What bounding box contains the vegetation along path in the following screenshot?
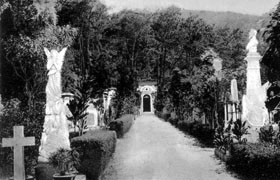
[102,113,239,180]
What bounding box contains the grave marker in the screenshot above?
[2,126,35,180]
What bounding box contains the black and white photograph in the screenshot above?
[0,0,280,179]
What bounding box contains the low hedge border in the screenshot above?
[214,148,231,162]
[109,114,134,138]
[168,117,179,126]
[154,111,162,118]
[155,111,170,121]
[71,129,117,180]
[228,142,280,178]
[162,113,171,121]
[155,112,214,147]
[177,121,215,147]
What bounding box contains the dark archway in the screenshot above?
[143,94,151,112]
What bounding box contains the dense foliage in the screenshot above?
[262,2,280,82]
[228,143,280,178]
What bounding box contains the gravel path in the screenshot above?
[102,113,240,180]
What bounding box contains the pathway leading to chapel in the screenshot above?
[102,113,240,180]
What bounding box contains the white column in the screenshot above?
[140,94,144,114]
[245,52,262,99]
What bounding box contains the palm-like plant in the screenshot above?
[67,79,92,136]
[214,126,232,152]
[67,94,89,135]
[231,119,249,144]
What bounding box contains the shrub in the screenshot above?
[214,126,232,152]
[48,148,80,176]
[155,111,170,121]
[109,114,134,138]
[258,124,280,146]
[231,119,249,143]
[214,119,248,152]
[71,129,117,180]
[155,111,162,118]
[259,125,275,143]
[228,142,280,178]
[119,95,138,116]
[178,121,215,147]
[162,113,171,121]
[168,117,179,126]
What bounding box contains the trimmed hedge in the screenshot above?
[156,111,214,147]
[228,142,280,178]
[71,129,117,180]
[162,113,171,121]
[109,114,134,138]
[69,131,80,139]
[168,117,179,126]
[155,111,170,121]
[177,121,215,147]
[214,148,231,162]
[154,111,162,118]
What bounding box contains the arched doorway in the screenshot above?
[143,94,151,112]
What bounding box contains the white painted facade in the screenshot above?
[138,85,157,114]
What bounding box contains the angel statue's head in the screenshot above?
[44,47,67,74]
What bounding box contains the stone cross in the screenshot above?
[2,126,35,180]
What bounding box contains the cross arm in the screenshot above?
[2,137,35,147]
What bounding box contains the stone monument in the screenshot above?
[242,29,270,142]
[225,79,239,128]
[38,47,71,162]
[86,99,99,129]
[102,88,116,125]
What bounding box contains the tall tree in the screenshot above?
[262,2,280,82]
[213,27,247,95]
[151,6,182,89]
[1,0,77,106]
